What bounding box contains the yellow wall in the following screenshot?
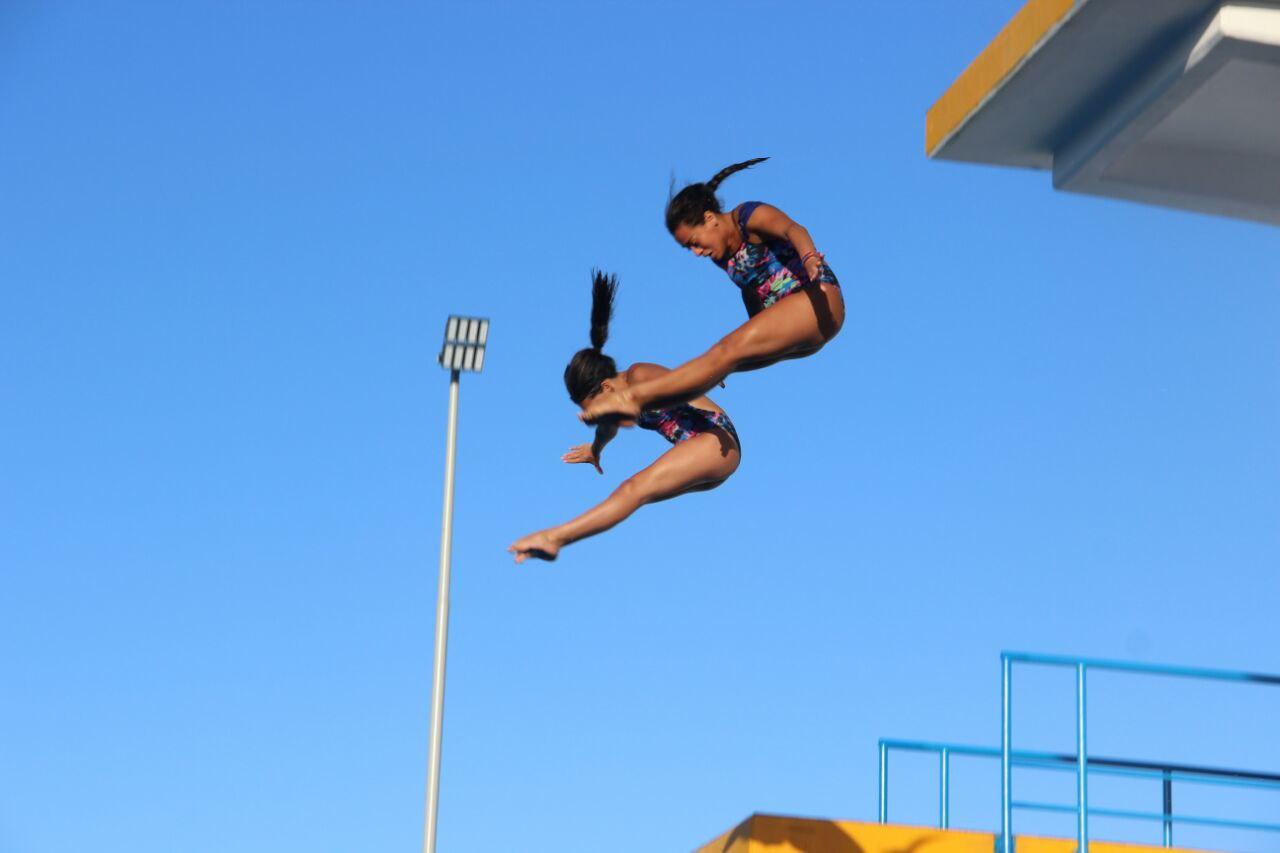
[695,815,1214,853]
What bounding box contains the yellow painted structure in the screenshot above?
[925,0,1076,157]
[694,815,1215,853]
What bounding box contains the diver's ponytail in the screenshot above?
[706,157,768,192]
[665,156,769,232]
[564,270,620,404]
[589,269,617,352]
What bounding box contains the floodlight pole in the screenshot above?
[423,368,460,853]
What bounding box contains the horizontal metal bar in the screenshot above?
[879,739,1011,758]
[1089,755,1280,784]
[1002,651,1280,685]
[1012,800,1091,815]
[1086,763,1280,792]
[879,740,1280,786]
[1012,801,1280,834]
[1096,806,1280,833]
[1013,756,1280,792]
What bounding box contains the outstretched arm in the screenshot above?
[591,423,618,461]
[562,423,618,474]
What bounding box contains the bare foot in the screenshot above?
[508,531,562,564]
[579,389,641,425]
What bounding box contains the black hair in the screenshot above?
[563,270,620,404]
[664,157,768,233]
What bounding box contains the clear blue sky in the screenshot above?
[3,2,1279,852]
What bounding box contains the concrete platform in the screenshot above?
[927,0,1280,225]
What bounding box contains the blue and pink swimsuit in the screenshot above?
[637,404,740,449]
[716,201,840,315]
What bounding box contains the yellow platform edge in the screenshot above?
[694,814,1217,853]
[925,0,1078,158]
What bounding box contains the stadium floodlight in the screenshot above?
[437,315,489,373]
[424,314,489,853]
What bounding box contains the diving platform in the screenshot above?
[695,815,1210,853]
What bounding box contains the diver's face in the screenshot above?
[672,211,731,262]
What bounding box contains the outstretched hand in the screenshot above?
[562,443,602,474]
[508,531,561,564]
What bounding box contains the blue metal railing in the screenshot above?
[876,652,1280,852]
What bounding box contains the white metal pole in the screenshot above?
[423,369,460,853]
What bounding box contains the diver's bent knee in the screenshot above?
[619,473,661,505]
[821,288,846,341]
[616,476,643,500]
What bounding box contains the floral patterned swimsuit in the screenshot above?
[637,404,740,449]
[716,201,840,315]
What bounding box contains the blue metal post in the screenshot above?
[1162,771,1173,847]
[1002,655,1013,853]
[1076,663,1089,853]
[940,747,951,829]
[879,741,888,823]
